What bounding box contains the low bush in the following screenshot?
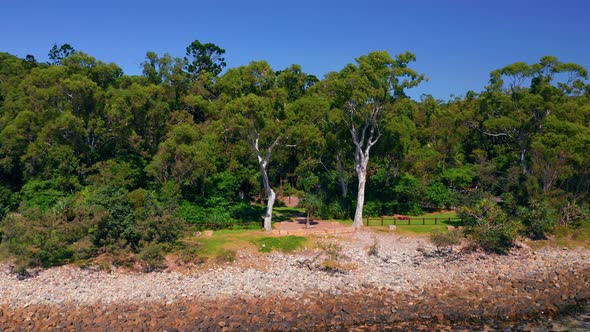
[516,200,556,239]
[458,198,520,254]
[138,243,170,272]
[430,229,463,252]
[177,200,235,226]
[363,201,382,217]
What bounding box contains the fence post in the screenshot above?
[423,217,425,225]
[408,218,411,225]
[366,216,370,226]
[435,217,437,225]
[381,216,384,226]
[394,218,397,226]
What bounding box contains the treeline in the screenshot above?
[0,41,589,266]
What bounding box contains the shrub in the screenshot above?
[84,185,138,248]
[458,198,520,254]
[18,179,65,216]
[558,202,587,228]
[363,201,382,217]
[229,203,264,222]
[137,214,183,244]
[216,249,236,263]
[426,182,451,210]
[430,229,463,252]
[321,199,350,220]
[138,243,170,272]
[178,200,235,227]
[516,200,556,239]
[394,174,425,215]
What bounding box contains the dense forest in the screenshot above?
[0,41,589,268]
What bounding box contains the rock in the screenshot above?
[388,225,397,231]
[203,230,214,237]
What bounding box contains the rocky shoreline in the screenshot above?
[1,231,589,330]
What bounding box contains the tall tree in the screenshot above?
[217,61,294,231]
[479,56,588,176]
[323,51,425,228]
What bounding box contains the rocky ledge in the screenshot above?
[1,231,589,330]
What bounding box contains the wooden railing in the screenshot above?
[365,216,462,226]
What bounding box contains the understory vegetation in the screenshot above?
[0,41,589,268]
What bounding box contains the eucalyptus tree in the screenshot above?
[321,51,425,228]
[480,56,588,176]
[216,61,286,232]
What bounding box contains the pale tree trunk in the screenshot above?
[350,103,382,229]
[251,133,280,232]
[353,161,368,228]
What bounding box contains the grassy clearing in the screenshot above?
[255,236,307,253]
[190,229,267,258]
[179,227,309,262]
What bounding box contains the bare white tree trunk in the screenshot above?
[350,103,382,229]
[251,134,280,232]
[352,160,368,228]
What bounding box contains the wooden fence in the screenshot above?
[191,221,263,231]
[365,216,462,227]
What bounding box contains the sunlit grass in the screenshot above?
[190,229,268,258]
[255,236,307,253]
[528,220,590,249]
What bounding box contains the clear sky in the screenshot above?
[1,0,589,100]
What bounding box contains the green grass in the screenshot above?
[255,236,307,253]
[192,229,268,258]
[529,220,590,249]
[391,224,451,234]
[181,227,308,261]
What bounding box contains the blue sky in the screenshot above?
[2,0,589,100]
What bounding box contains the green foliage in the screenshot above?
[426,182,452,210]
[138,243,170,272]
[84,185,138,248]
[18,179,65,215]
[459,199,521,254]
[177,200,252,228]
[516,200,556,239]
[255,236,306,253]
[299,192,323,221]
[0,47,589,269]
[363,201,382,217]
[393,174,425,215]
